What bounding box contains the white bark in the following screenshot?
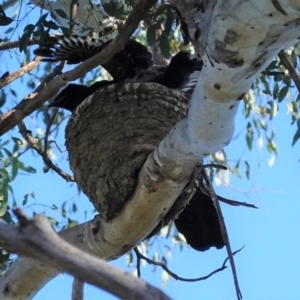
[1,0,300,299]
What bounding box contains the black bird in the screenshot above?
[48,80,116,112]
[174,190,224,251]
[34,35,202,112]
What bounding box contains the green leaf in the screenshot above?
[272,82,279,100]
[72,203,77,213]
[11,158,19,180]
[232,167,242,178]
[35,13,49,26]
[68,218,78,227]
[147,26,157,45]
[0,5,13,26]
[245,161,250,180]
[22,194,29,206]
[22,191,35,206]
[246,135,252,151]
[164,7,173,36]
[0,15,13,26]
[269,100,277,119]
[0,90,6,107]
[52,204,58,210]
[159,34,171,59]
[154,4,170,19]
[2,147,12,157]
[43,19,59,30]
[47,217,58,227]
[292,119,300,146]
[60,26,73,36]
[55,9,69,19]
[62,201,67,217]
[0,187,8,217]
[1,210,13,224]
[278,86,289,102]
[12,137,23,146]
[18,162,36,174]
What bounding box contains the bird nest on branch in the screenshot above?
[66,82,188,221]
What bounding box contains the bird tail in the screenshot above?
[34,35,153,80]
[34,35,108,64]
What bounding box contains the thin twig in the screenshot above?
[0,34,64,51]
[36,61,66,93]
[202,163,228,170]
[0,56,42,90]
[0,37,39,51]
[218,195,258,209]
[261,71,285,76]
[134,246,244,282]
[278,50,300,93]
[44,108,59,153]
[18,121,75,182]
[201,167,243,300]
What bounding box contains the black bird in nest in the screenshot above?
[35,35,223,252]
[34,35,202,112]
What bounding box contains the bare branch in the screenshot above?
[0,209,171,300]
[72,278,84,300]
[201,169,243,300]
[0,38,39,51]
[44,108,59,155]
[278,50,300,93]
[18,121,75,182]
[218,195,258,209]
[134,246,244,282]
[202,163,228,170]
[0,56,42,90]
[0,0,158,137]
[0,34,65,52]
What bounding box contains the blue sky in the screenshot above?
[1,3,300,300]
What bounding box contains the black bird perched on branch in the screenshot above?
[34,35,202,112]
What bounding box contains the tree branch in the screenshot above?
[0,38,39,51]
[72,278,84,300]
[0,56,42,90]
[0,209,171,300]
[18,121,75,182]
[218,195,258,209]
[278,50,300,94]
[201,169,242,300]
[134,246,244,282]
